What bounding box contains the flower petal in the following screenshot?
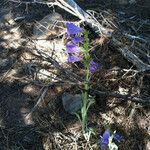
[102,130,110,140]
[100,130,110,148]
[113,133,122,142]
[72,36,84,44]
[89,59,100,73]
[66,44,81,53]
[66,23,83,36]
[100,138,109,148]
[68,55,82,63]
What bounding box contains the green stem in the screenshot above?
[82,70,90,132]
[81,31,91,133]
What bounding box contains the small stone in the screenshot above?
[62,93,82,114]
[33,12,64,39]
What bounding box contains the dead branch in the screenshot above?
[9,0,150,72]
[56,0,113,37]
[112,38,150,72]
[9,0,149,104]
[25,86,48,119]
[9,0,113,37]
[25,47,84,83]
[92,89,150,104]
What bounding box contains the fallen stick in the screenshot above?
[57,0,113,37]
[10,0,150,72]
[9,0,113,37]
[112,38,150,72]
[58,0,150,72]
[91,89,150,104]
[25,86,48,119]
[25,46,84,83]
[23,46,149,104]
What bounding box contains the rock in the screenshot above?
[62,93,82,114]
[33,12,64,39]
[34,39,67,64]
[33,12,67,65]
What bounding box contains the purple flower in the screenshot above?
[68,55,82,63]
[114,133,122,142]
[66,23,83,36]
[72,36,84,44]
[100,130,123,148]
[89,59,100,73]
[66,44,81,53]
[100,130,110,148]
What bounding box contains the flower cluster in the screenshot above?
[100,130,122,148]
[66,23,99,73]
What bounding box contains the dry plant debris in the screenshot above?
[0,0,149,149]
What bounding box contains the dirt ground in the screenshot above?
[0,0,150,150]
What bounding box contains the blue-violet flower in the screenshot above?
[100,130,110,148]
[100,131,122,148]
[113,133,122,142]
[66,23,83,36]
[66,43,81,53]
[68,55,82,63]
[89,59,100,73]
[72,36,84,44]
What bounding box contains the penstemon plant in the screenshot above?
[65,23,99,141]
[100,129,122,150]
